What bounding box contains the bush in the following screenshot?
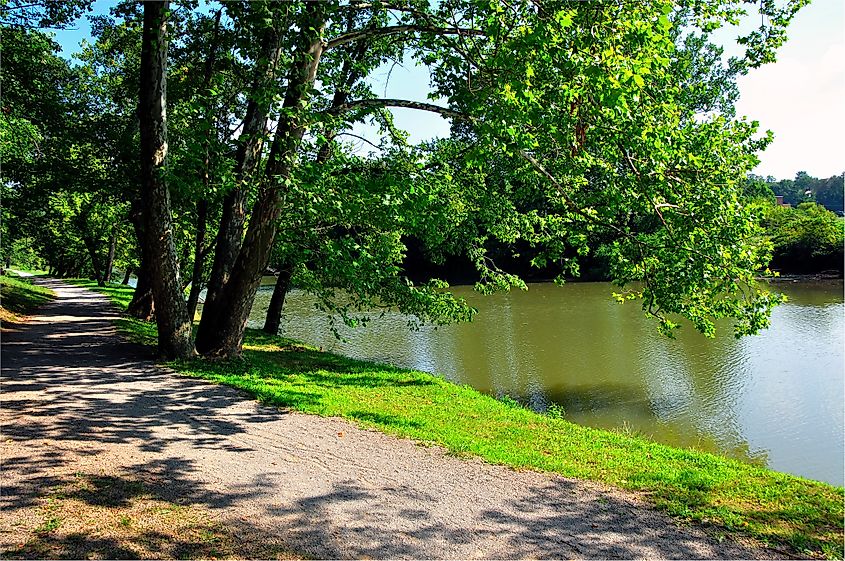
[763,203,844,273]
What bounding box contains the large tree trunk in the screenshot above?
[196,7,325,357]
[262,264,293,335]
[103,227,117,283]
[186,10,222,323]
[129,265,155,320]
[122,267,132,285]
[81,233,105,286]
[139,0,193,359]
[203,189,245,311]
[316,14,369,164]
[195,20,286,353]
[200,25,283,327]
[257,31,363,338]
[77,208,105,286]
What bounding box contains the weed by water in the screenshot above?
[546,403,566,419]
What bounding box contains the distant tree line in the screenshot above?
[740,173,844,275]
[744,172,845,214]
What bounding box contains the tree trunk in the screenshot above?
[104,227,117,283]
[128,199,155,320]
[316,14,369,164]
[139,0,193,359]
[200,24,284,328]
[186,199,208,321]
[203,189,245,310]
[196,6,325,357]
[262,265,293,335]
[186,10,222,323]
[122,267,132,285]
[81,233,105,286]
[77,207,105,285]
[129,264,155,320]
[195,21,287,353]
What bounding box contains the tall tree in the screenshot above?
[138,0,192,359]
[196,3,326,356]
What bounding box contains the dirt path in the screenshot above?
[1,279,782,559]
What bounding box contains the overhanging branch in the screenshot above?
[325,24,485,50]
[331,98,468,120]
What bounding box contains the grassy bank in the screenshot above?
[70,279,845,559]
[0,275,55,323]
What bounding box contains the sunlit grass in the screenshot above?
[0,274,55,322]
[73,280,845,559]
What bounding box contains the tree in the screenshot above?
[761,202,845,273]
[137,0,193,359]
[4,0,810,358]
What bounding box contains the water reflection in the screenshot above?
[245,279,843,486]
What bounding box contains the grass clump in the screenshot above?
[0,275,54,323]
[76,281,845,559]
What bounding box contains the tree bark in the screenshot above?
[81,233,105,286]
[259,26,362,337]
[186,9,223,323]
[195,21,286,353]
[139,0,193,359]
[262,265,293,335]
[186,199,208,321]
[317,13,370,163]
[127,199,155,320]
[129,265,155,320]
[122,267,132,285]
[104,227,117,283]
[196,6,325,357]
[76,207,105,286]
[201,24,284,325]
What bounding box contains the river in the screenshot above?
[243,279,844,486]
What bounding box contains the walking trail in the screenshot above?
[1,279,781,559]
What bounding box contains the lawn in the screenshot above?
[0,274,55,323]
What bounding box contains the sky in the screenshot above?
[51,0,844,181]
[728,0,844,180]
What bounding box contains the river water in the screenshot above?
[245,279,844,486]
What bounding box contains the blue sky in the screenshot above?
[51,0,843,180]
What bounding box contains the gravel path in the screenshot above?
[1,279,783,559]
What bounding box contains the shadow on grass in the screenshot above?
[346,410,424,430]
[70,475,147,508]
[65,279,136,310]
[176,346,434,414]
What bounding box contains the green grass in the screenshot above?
[0,274,55,322]
[7,266,49,275]
[72,279,845,559]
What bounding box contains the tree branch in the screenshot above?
[325,25,485,50]
[331,98,467,120]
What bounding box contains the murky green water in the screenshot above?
[247,279,844,486]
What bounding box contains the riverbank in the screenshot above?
[67,279,844,559]
[6,278,783,560]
